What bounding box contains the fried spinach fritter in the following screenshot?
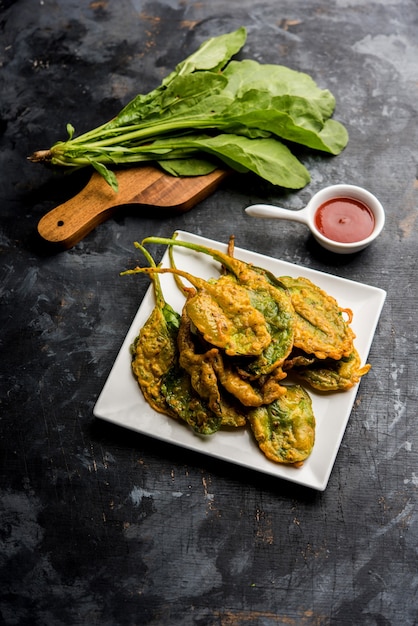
[248,385,315,465]
[279,275,355,360]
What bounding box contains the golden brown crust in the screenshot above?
[248,385,315,465]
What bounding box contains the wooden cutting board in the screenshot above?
[37,165,228,249]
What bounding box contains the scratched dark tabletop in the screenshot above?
[1,1,417,625]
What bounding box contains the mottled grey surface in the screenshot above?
[1,1,418,625]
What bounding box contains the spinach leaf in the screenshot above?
[29,27,348,191]
[105,73,229,133]
[150,133,311,188]
[93,132,310,188]
[158,157,218,177]
[217,90,348,154]
[222,60,336,120]
[165,26,247,77]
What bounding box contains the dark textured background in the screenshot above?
[1,1,417,624]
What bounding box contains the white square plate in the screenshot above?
[94,231,386,491]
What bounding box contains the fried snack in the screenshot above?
[239,272,295,376]
[279,275,355,360]
[166,234,295,377]
[185,273,272,357]
[283,349,316,370]
[163,309,247,432]
[248,385,315,465]
[128,246,180,417]
[134,267,272,357]
[213,355,287,407]
[176,307,248,427]
[289,347,371,391]
[142,236,296,375]
[123,236,371,467]
[161,365,223,435]
[217,395,247,428]
[177,306,222,416]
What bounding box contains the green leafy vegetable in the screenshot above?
[128,243,181,416]
[29,27,348,190]
[141,235,295,375]
[161,364,223,435]
[248,384,315,464]
[123,264,272,357]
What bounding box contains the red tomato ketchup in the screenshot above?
[314,197,375,243]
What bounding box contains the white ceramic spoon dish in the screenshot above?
[245,184,385,254]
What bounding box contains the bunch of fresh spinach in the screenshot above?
[29,27,348,191]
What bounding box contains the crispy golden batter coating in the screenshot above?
[214,355,287,407]
[161,365,223,435]
[279,275,355,360]
[291,347,371,391]
[248,385,315,465]
[127,236,372,467]
[185,273,272,357]
[177,306,222,416]
[218,397,247,428]
[177,307,247,428]
[242,272,295,376]
[131,291,180,417]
